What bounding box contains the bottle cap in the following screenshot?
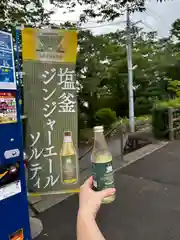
[93,126,104,132]
[64,131,72,136]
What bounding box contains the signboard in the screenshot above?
[0,31,16,90]
[0,180,21,202]
[22,28,79,194]
[9,229,24,240]
[0,92,17,124]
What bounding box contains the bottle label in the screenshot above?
[64,136,72,143]
[92,161,114,191]
[61,155,77,184]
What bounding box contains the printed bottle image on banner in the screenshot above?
[60,131,78,185]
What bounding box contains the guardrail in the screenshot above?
[22,114,151,173]
[168,108,180,141]
[79,122,123,161]
[79,119,152,173]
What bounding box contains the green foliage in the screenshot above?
[155,98,180,109]
[0,0,53,32]
[171,19,180,40]
[135,97,153,116]
[78,112,87,129]
[152,98,180,139]
[167,79,180,97]
[0,0,54,91]
[52,0,168,22]
[94,108,117,128]
[152,108,169,139]
[76,19,180,131]
[1,0,178,143]
[79,128,93,144]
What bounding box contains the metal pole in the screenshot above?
[126,6,135,132]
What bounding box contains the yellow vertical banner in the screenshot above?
[22,28,77,63]
[22,28,79,195]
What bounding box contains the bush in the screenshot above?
[152,98,180,139]
[152,107,169,139]
[79,128,93,144]
[94,108,117,128]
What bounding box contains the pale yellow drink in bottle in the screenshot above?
[60,131,78,184]
[91,126,115,204]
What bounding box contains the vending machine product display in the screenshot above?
[0,30,31,239]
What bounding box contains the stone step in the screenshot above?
[28,195,42,205]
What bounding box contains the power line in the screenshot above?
[49,18,112,24]
[145,9,160,22]
[139,8,167,38]
[49,19,126,30]
[140,21,176,60]
[146,6,166,22]
[140,19,168,41]
[48,7,131,30]
[3,19,126,32]
[140,21,158,34]
[81,21,126,30]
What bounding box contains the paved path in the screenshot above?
[35,141,180,240]
[29,134,129,212]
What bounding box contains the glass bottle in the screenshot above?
[91,126,115,204]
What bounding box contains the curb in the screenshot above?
[114,141,168,173]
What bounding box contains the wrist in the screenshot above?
[78,208,95,220]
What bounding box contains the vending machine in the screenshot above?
[0,30,31,239]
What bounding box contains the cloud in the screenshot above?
[44,0,180,37]
[134,0,180,37]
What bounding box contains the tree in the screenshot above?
[76,23,176,123]
[0,0,55,79]
[51,0,170,22]
[77,30,110,127]
[171,19,180,40]
[0,0,53,32]
[0,0,55,113]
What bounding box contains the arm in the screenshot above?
[77,210,105,240]
[77,177,115,240]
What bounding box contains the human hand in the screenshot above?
[78,176,116,218]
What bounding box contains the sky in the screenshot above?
[44,0,180,37]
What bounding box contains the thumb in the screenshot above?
[83,176,93,188]
[98,188,116,200]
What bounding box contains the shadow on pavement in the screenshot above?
[36,141,180,240]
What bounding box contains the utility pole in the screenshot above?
[126,5,135,132]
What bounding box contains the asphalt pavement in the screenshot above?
[36,140,180,240]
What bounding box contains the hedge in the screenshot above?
[94,108,117,128]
